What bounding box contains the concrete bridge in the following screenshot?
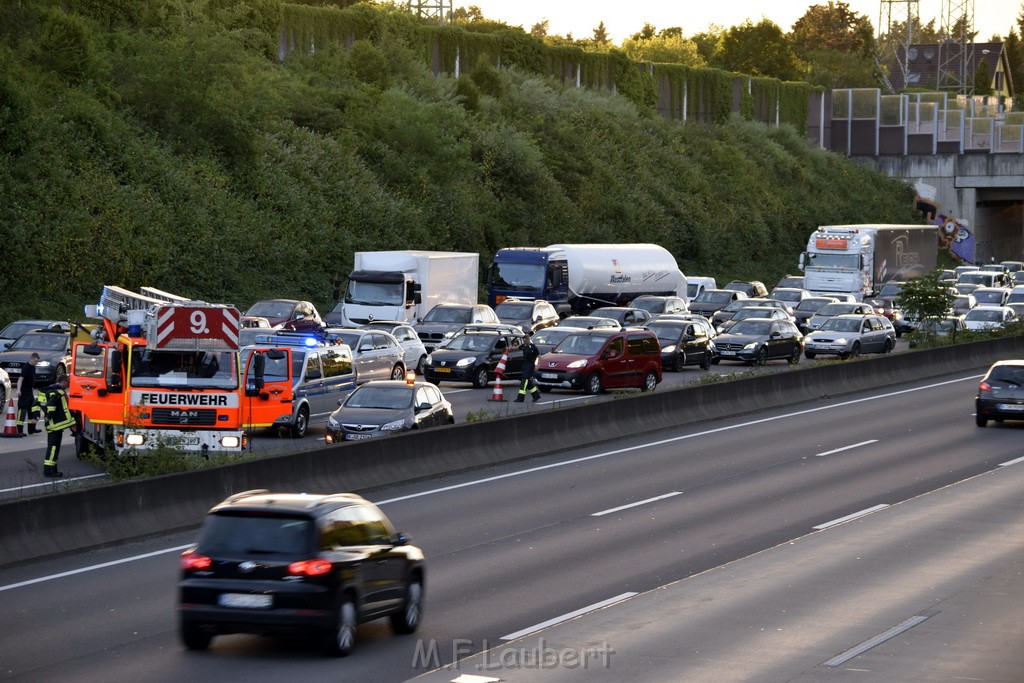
[815,88,1024,264]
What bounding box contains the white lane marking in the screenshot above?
[813,504,890,530]
[500,592,638,641]
[0,544,193,593]
[3,375,978,591]
[998,455,1024,467]
[592,492,682,517]
[0,473,107,495]
[376,375,977,505]
[816,440,878,457]
[822,613,933,667]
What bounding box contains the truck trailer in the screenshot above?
[799,225,938,301]
[328,251,479,327]
[487,244,686,316]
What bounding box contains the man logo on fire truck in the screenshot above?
[69,286,295,454]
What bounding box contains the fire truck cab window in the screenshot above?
[130,349,238,389]
[73,346,105,378]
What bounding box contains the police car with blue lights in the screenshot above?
[242,331,357,438]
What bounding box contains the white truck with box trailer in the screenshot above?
[328,251,479,327]
[799,224,938,301]
[487,243,686,316]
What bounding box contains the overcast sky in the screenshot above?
[459,1,1020,44]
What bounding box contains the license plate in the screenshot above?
[720,350,736,356]
[997,403,1024,411]
[434,367,452,373]
[170,436,201,446]
[345,433,374,440]
[541,373,558,380]
[6,368,19,374]
[219,593,272,609]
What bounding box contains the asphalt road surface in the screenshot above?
[3,369,1022,681]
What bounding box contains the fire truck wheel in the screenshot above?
[54,364,68,385]
[291,407,309,438]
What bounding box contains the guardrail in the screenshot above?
[2,336,1022,568]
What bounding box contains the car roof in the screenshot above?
[459,323,521,333]
[210,490,369,515]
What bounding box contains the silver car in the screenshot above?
[803,314,896,359]
[326,329,407,382]
[805,302,875,332]
[359,321,428,375]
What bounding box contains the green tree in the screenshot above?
[1004,30,1024,104]
[690,26,724,65]
[530,19,548,38]
[896,271,954,328]
[790,2,875,58]
[592,20,610,47]
[975,58,993,95]
[717,19,805,80]
[622,31,705,66]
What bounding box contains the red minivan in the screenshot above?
[534,329,662,395]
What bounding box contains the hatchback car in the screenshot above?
[713,319,803,365]
[555,316,621,330]
[687,289,748,317]
[711,298,794,330]
[494,299,559,335]
[722,280,769,298]
[535,329,662,394]
[423,324,526,388]
[642,318,712,371]
[178,490,425,656]
[0,329,72,387]
[359,321,428,375]
[793,296,838,333]
[972,287,1011,307]
[414,304,500,353]
[717,306,791,334]
[325,380,453,442]
[628,295,688,316]
[975,360,1024,427]
[245,300,324,332]
[963,305,1017,331]
[769,288,812,306]
[1006,286,1024,305]
[588,306,653,327]
[802,314,896,359]
[805,302,875,332]
[324,329,406,383]
[957,271,1010,288]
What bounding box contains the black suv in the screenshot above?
[178,490,425,657]
[423,323,526,387]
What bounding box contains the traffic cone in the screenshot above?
[488,380,506,402]
[494,350,509,378]
[1,399,21,437]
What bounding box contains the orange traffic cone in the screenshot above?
[1,398,21,437]
[494,350,509,378]
[488,379,506,402]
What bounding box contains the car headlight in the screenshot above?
[424,354,432,365]
[381,419,406,431]
[662,345,677,353]
[833,337,848,345]
[743,342,757,350]
[443,331,456,338]
[456,356,476,366]
[327,417,339,429]
[567,359,587,369]
[36,360,51,367]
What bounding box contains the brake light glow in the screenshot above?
[979,381,992,392]
[181,551,212,570]
[289,559,333,576]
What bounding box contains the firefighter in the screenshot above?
[15,353,41,435]
[515,332,542,402]
[37,379,76,478]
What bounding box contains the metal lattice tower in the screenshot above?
[407,0,453,25]
[937,0,976,95]
[877,0,920,92]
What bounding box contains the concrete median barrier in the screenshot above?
[2,336,1022,568]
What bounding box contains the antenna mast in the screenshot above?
[877,0,920,93]
[937,0,977,95]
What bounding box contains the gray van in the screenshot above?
[244,334,357,438]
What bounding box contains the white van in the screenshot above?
[685,276,717,303]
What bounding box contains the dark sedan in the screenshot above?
[325,379,454,442]
[976,360,1024,427]
[642,319,712,371]
[0,330,72,387]
[712,318,803,365]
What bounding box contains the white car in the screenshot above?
[971,287,1010,307]
[962,305,1017,331]
[0,367,10,407]
[359,321,428,375]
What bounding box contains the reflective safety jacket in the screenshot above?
[37,386,76,433]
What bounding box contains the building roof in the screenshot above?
[885,42,1012,95]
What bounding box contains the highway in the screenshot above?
[3,369,1022,681]
[0,337,912,498]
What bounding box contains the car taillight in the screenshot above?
[979,381,992,392]
[289,559,333,576]
[181,551,211,570]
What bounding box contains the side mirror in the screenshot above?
[252,353,266,392]
[395,532,411,546]
[108,349,123,393]
[415,402,431,412]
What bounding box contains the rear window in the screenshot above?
[199,513,313,555]
[626,335,659,355]
[988,365,1024,385]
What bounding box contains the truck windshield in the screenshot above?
[805,253,859,269]
[344,280,404,306]
[490,262,545,291]
[130,349,238,389]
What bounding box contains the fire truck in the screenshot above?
[69,286,295,454]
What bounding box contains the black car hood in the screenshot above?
[0,348,66,364]
[429,348,486,364]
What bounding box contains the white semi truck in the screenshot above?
[799,224,938,301]
[327,251,479,327]
[487,243,686,316]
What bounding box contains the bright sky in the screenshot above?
[461,1,1020,43]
